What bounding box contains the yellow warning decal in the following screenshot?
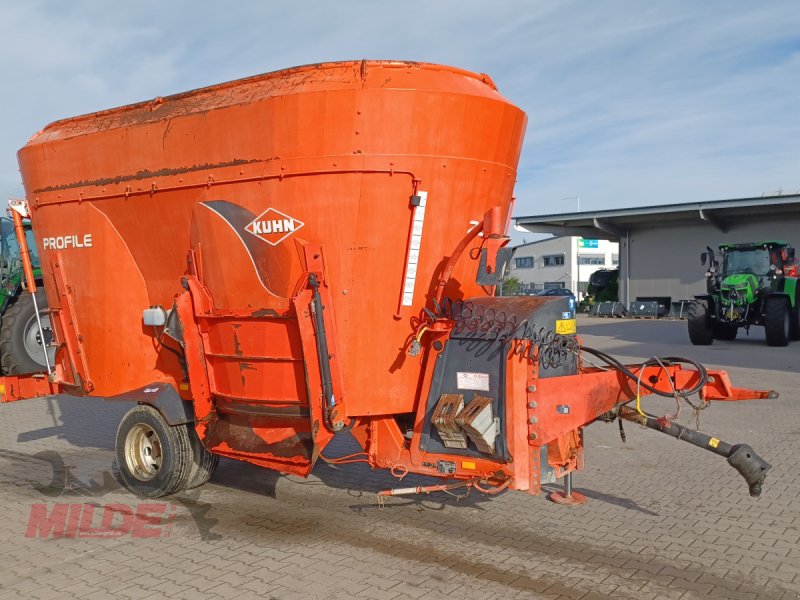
[462,461,476,470]
[709,437,720,448]
[179,383,189,391]
[555,319,577,335]
[0,384,4,394]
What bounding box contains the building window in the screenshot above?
[612,254,619,266]
[542,254,564,267]
[514,256,534,269]
[578,255,605,265]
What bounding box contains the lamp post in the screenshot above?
[561,195,581,299]
[576,236,581,301]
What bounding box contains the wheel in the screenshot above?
[687,301,714,345]
[712,322,738,341]
[790,293,800,341]
[115,405,194,498]
[0,289,55,374]
[764,296,790,347]
[184,424,219,489]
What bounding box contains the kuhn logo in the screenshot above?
[244,208,304,246]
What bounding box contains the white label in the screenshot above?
[401,191,428,307]
[457,371,490,391]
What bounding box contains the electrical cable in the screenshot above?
[319,451,369,465]
[472,477,513,495]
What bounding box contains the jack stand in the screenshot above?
[548,471,586,506]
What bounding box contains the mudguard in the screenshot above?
[105,382,193,425]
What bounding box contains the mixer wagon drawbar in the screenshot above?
[1,61,773,502]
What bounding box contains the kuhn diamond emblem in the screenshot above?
[244,208,304,246]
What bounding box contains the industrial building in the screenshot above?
[508,236,619,298]
[513,193,800,306]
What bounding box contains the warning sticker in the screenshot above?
[555,319,577,335]
[456,371,490,391]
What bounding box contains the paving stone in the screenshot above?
[0,319,798,600]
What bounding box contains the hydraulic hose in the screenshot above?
[581,346,708,398]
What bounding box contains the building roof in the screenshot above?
[514,193,800,238]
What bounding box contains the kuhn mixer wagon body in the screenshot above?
[2,61,772,501]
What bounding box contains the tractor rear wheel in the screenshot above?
[764,297,790,347]
[0,290,55,375]
[712,322,738,340]
[688,301,713,345]
[115,405,194,498]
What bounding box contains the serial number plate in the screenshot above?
[456,371,490,391]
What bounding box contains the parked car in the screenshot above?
[536,288,574,298]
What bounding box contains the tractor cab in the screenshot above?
[0,217,41,309]
[724,242,795,284]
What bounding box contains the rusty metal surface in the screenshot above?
[28,61,499,142]
[203,413,313,462]
[33,158,261,193]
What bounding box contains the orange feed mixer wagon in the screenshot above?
[1,60,773,501]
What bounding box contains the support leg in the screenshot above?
[548,471,587,506]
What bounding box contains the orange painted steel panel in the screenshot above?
[18,61,526,418]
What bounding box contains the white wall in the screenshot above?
[509,236,619,296]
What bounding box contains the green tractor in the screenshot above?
[0,217,53,373]
[689,241,800,346]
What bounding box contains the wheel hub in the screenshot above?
[124,423,163,481]
[24,313,54,367]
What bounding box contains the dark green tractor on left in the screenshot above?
[689,241,799,347]
[0,217,54,373]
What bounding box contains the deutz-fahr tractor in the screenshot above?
[0,217,52,373]
[689,241,799,346]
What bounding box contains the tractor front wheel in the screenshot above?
[764,297,790,347]
[688,301,714,345]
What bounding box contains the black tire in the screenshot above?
[184,424,219,489]
[790,292,800,341]
[115,405,194,498]
[764,297,790,347]
[0,289,54,375]
[712,322,738,341]
[687,301,714,345]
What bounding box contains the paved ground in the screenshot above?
[1,316,798,599]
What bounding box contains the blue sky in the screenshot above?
[1,1,798,240]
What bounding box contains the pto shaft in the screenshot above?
[618,406,771,497]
